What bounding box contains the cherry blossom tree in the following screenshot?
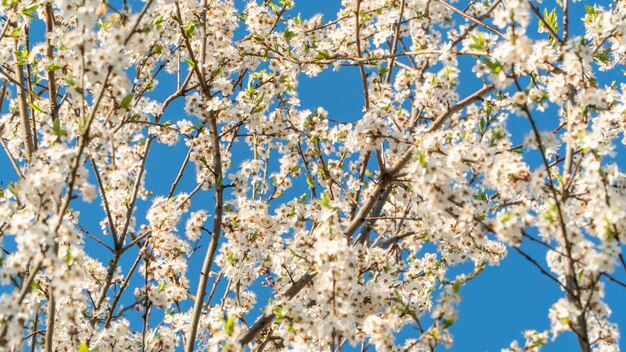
[0,0,624,351]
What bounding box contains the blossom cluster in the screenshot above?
[0,0,624,351]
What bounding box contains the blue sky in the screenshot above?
[0,0,624,351]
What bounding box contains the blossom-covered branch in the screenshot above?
[0,0,624,351]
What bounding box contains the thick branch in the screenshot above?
[14,40,34,163]
[184,112,224,352]
[240,84,496,345]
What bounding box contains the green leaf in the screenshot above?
[284,29,296,41]
[152,15,165,26]
[251,91,265,114]
[64,74,77,89]
[306,174,315,188]
[540,8,559,34]
[483,59,502,74]
[442,318,456,329]
[224,316,235,335]
[501,212,511,224]
[226,248,235,264]
[472,189,488,201]
[314,50,331,60]
[469,33,486,51]
[273,306,284,323]
[9,26,22,38]
[21,3,40,19]
[15,49,28,61]
[52,117,67,137]
[28,102,44,113]
[479,118,486,133]
[359,10,369,23]
[64,247,72,263]
[268,0,279,12]
[541,203,557,224]
[555,173,563,186]
[595,52,610,64]
[417,151,428,167]
[317,191,332,208]
[452,280,461,293]
[185,21,196,38]
[121,93,134,109]
[158,280,166,292]
[253,92,265,107]
[46,63,62,72]
[378,64,389,77]
[8,183,17,197]
[185,58,195,68]
[584,5,596,16]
